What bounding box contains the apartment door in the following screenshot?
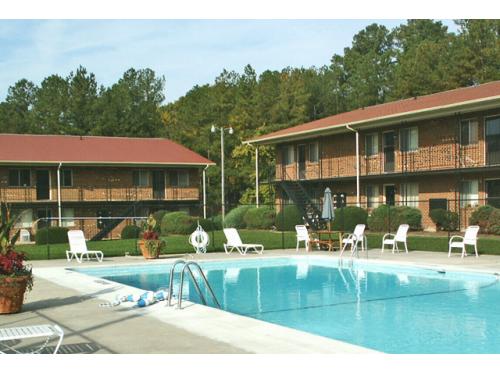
[486,179,500,208]
[297,144,307,180]
[384,184,396,206]
[152,171,165,200]
[36,170,50,200]
[383,131,395,172]
[486,116,500,165]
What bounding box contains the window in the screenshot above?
[133,170,149,187]
[8,169,31,187]
[283,145,295,165]
[365,133,379,156]
[309,142,319,163]
[61,169,72,187]
[170,171,190,187]
[460,119,479,145]
[486,116,500,165]
[61,208,75,227]
[401,182,419,207]
[429,198,448,211]
[366,185,380,208]
[400,127,418,152]
[460,180,479,208]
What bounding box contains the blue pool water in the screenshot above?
[75,257,500,353]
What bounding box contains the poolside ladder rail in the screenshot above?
[167,260,221,310]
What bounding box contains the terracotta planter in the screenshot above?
[138,240,160,259]
[0,276,29,314]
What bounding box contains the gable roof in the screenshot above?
[245,80,500,145]
[0,134,214,166]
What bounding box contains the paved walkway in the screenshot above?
[2,249,500,354]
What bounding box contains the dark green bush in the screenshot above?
[152,210,169,225]
[121,225,142,239]
[161,212,197,235]
[225,206,254,229]
[469,205,495,232]
[243,207,276,229]
[276,205,303,231]
[488,209,500,235]
[332,206,368,232]
[197,217,221,231]
[429,209,459,231]
[35,227,69,245]
[368,205,422,232]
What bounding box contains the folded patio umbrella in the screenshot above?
[321,187,335,230]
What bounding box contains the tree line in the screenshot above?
[0,19,499,209]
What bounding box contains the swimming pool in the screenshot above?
[75,257,500,354]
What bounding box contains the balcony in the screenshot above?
[0,186,200,203]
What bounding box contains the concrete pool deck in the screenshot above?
[2,249,500,354]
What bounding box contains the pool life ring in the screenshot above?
[189,223,209,254]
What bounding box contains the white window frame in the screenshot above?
[400,182,419,208]
[283,145,295,165]
[400,127,419,152]
[61,169,73,187]
[308,142,319,163]
[365,133,379,157]
[460,180,479,208]
[460,119,479,146]
[366,184,380,209]
[8,169,31,187]
[61,207,75,227]
[133,170,149,187]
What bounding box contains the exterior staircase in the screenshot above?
[279,180,323,229]
[90,201,144,241]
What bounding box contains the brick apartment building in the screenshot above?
[246,80,500,230]
[0,134,214,240]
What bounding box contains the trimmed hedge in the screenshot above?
[332,206,368,232]
[121,225,142,239]
[225,206,254,229]
[35,227,69,245]
[276,205,302,231]
[243,207,276,229]
[470,205,496,233]
[152,210,169,225]
[161,212,197,235]
[367,205,422,232]
[429,209,459,231]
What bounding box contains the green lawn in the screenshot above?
[16,230,500,261]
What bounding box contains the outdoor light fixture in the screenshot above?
[211,125,234,223]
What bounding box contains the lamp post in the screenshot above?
[211,125,234,224]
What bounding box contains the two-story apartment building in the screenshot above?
[0,134,214,239]
[246,80,500,230]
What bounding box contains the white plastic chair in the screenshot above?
[295,225,312,252]
[448,225,480,258]
[382,224,409,254]
[340,224,367,256]
[66,230,104,263]
[223,228,264,255]
[19,229,31,243]
[0,324,64,354]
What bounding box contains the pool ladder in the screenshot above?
[339,234,368,268]
[167,260,221,310]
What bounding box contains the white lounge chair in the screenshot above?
[382,224,409,253]
[0,324,64,354]
[295,225,313,252]
[66,230,104,263]
[340,224,367,256]
[448,225,480,258]
[223,228,264,255]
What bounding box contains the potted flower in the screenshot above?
[0,203,33,314]
[138,215,165,259]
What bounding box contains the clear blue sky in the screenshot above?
[0,19,458,103]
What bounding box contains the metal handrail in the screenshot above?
[177,262,221,309]
[167,260,187,306]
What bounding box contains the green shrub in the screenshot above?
[35,227,69,245]
[225,206,254,229]
[470,205,495,233]
[276,205,302,231]
[152,210,169,225]
[331,206,368,232]
[197,217,221,231]
[368,205,422,232]
[121,225,142,239]
[161,211,197,235]
[488,209,500,235]
[429,209,459,231]
[243,207,276,229]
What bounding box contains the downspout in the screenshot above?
[57,162,62,226]
[346,125,360,207]
[202,165,209,219]
[255,145,259,207]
